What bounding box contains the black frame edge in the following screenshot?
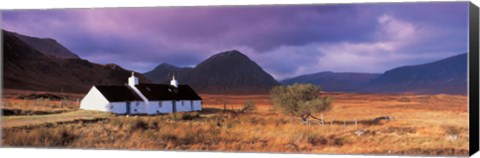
[469,1,480,156]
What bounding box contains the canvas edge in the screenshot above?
[0,12,4,147]
[469,1,480,156]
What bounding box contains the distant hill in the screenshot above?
[364,53,467,95]
[3,30,151,93]
[144,63,193,84]
[9,31,80,59]
[5,30,466,95]
[281,53,467,95]
[281,72,381,92]
[144,50,280,94]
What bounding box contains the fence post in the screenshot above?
[320,114,324,125]
[355,117,358,129]
[223,101,226,114]
[330,120,333,134]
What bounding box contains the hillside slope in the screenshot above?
[282,72,381,92]
[364,53,467,95]
[3,30,150,93]
[10,31,80,59]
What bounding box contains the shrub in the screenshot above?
[110,117,123,128]
[147,119,160,130]
[307,134,344,146]
[240,101,256,113]
[270,83,332,123]
[248,117,266,126]
[181,112,200,120]
[444,126,460,136]
[307,135,328,146]
[128,118,148,131]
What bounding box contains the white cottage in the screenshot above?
[80,73,202,115]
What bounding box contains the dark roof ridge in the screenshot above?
[135,84,202,101]
[94,85,143,102]
[93,83,202,101]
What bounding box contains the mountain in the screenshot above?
[10,31,80,59]
[281,72,381,92]
[364,53,467,95]
[281,53,467,95]
[3,30,150,93]
[143,63,193,84]
[186,50,280,93]
[144,50,280,94]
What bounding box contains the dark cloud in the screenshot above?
[1,2,469,79]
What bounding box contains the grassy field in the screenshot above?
[0,90,469,156]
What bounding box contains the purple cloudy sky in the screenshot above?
[1,2,469,80]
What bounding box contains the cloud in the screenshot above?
[1,2,468,79]
[254,13,467,80]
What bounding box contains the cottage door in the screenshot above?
[126,102,131,114]
[190,100,194,111]
[172,100,177,113]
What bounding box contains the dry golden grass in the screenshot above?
[1,92,470,156]
[2,89,81,115]
[2,89,84,99]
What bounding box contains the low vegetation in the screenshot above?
[3,127,76,147]
[270,83,332,123]
[1,91,470,156]
[239,101,256,113]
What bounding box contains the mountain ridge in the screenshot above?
[282,53,467,95]
[3,30,151,93]
[4,30,467,95]
[281,71,381,92]
[363,53,467,95]
[8,30,80,59]
[144,63,193,84]
[144,50,280,94]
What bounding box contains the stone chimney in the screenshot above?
[170,74,178,88]
[128,72,139,87]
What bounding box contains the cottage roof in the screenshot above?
[94,84,202,102]
[135,84,202,101]
[95,85,143,102]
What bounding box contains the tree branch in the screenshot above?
[309,114,323,121]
